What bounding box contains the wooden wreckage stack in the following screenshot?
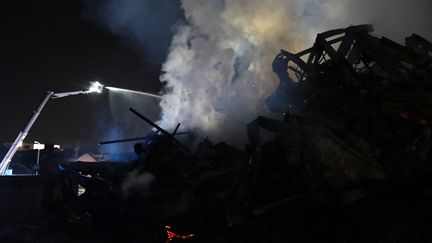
[4,25,431,242]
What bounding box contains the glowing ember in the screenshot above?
[165,225,194,242]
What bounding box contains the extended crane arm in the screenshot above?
[0,91,54,175]
[0,81,104,175]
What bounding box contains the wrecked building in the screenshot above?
[2,25,432,242]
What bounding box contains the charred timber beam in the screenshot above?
[279,49,316,80]
[172,123,181,136]
[129,108,191,155]
[98,136,149,145]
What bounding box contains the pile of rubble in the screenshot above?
[11,25,431,242]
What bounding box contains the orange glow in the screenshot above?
[165,225,194,243]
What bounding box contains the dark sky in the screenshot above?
[0,1,181,148]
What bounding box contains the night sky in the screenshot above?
[0,1,182,148]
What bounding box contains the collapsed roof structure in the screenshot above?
[267,24,432,114]
[264,24,432,179]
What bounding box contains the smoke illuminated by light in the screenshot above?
[157,1,306,144]
[88,81,104,93]
[106,86,163,99]
[93,0,432,146]
[157,0,432,145]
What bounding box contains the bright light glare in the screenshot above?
[33,142,45,150]
[88,81,104,93]
[106,86,163,99]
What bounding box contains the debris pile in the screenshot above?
[59,25,432,242]
[266,24,432,180]
[5,25,430,242]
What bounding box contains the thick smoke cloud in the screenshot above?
[158,0,432,145]
[309,0,432,43]
[88,0,183,62]
[93,0,432,146]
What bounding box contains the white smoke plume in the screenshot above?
[122,170,155,195]
[93,0,432,146]
[158,0,432,145]
[158,1,305,145]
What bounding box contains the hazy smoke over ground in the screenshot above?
[98,91,161,156]
[94,0,432,145]
[122,170,155,195]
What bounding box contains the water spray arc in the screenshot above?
[106,86,163,99]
